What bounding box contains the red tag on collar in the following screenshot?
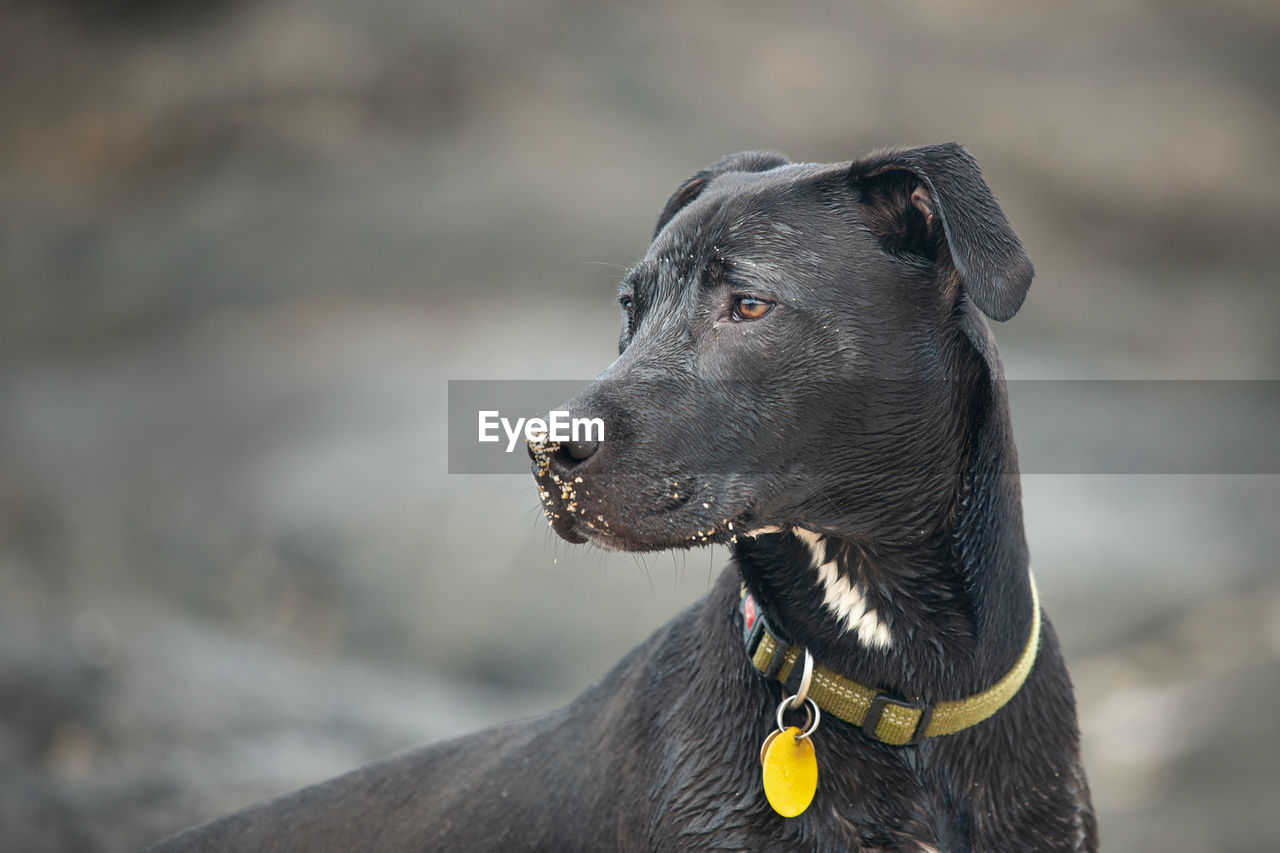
[744,593,757,631]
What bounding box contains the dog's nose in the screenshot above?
[559,437,600,463]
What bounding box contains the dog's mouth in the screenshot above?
[529,438,758,551]
[529,440,591,545]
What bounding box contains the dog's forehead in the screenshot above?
[636,164,841,290]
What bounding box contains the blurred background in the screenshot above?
[1,1,1277,850]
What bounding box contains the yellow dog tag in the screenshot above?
[761,726,818,817]
[758,729,781,765]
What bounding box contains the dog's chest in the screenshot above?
[630,733,966,852]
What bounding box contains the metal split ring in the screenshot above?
[775,693,821,740]
[788,649,815,710]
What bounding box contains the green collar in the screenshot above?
[739,574,1041,746]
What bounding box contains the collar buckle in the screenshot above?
[863,693,935,746]
[741,591,792,679]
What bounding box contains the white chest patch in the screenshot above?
[793,528,893,650]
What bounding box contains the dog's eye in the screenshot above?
[732,296,774,321]
[619,295,636,338]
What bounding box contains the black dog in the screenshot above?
[149,144,1096,851]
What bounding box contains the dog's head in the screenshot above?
[531,144,1032,551]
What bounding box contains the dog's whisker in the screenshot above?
[642,553,655,595]
[577,260,631,272]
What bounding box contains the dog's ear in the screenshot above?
[851,143,1033,322]
[654,151,789,239]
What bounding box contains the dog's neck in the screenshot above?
[733,370,1034,704]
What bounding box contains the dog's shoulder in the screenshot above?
[146,570,742,852]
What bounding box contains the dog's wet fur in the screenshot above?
[150,144,1097,851]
